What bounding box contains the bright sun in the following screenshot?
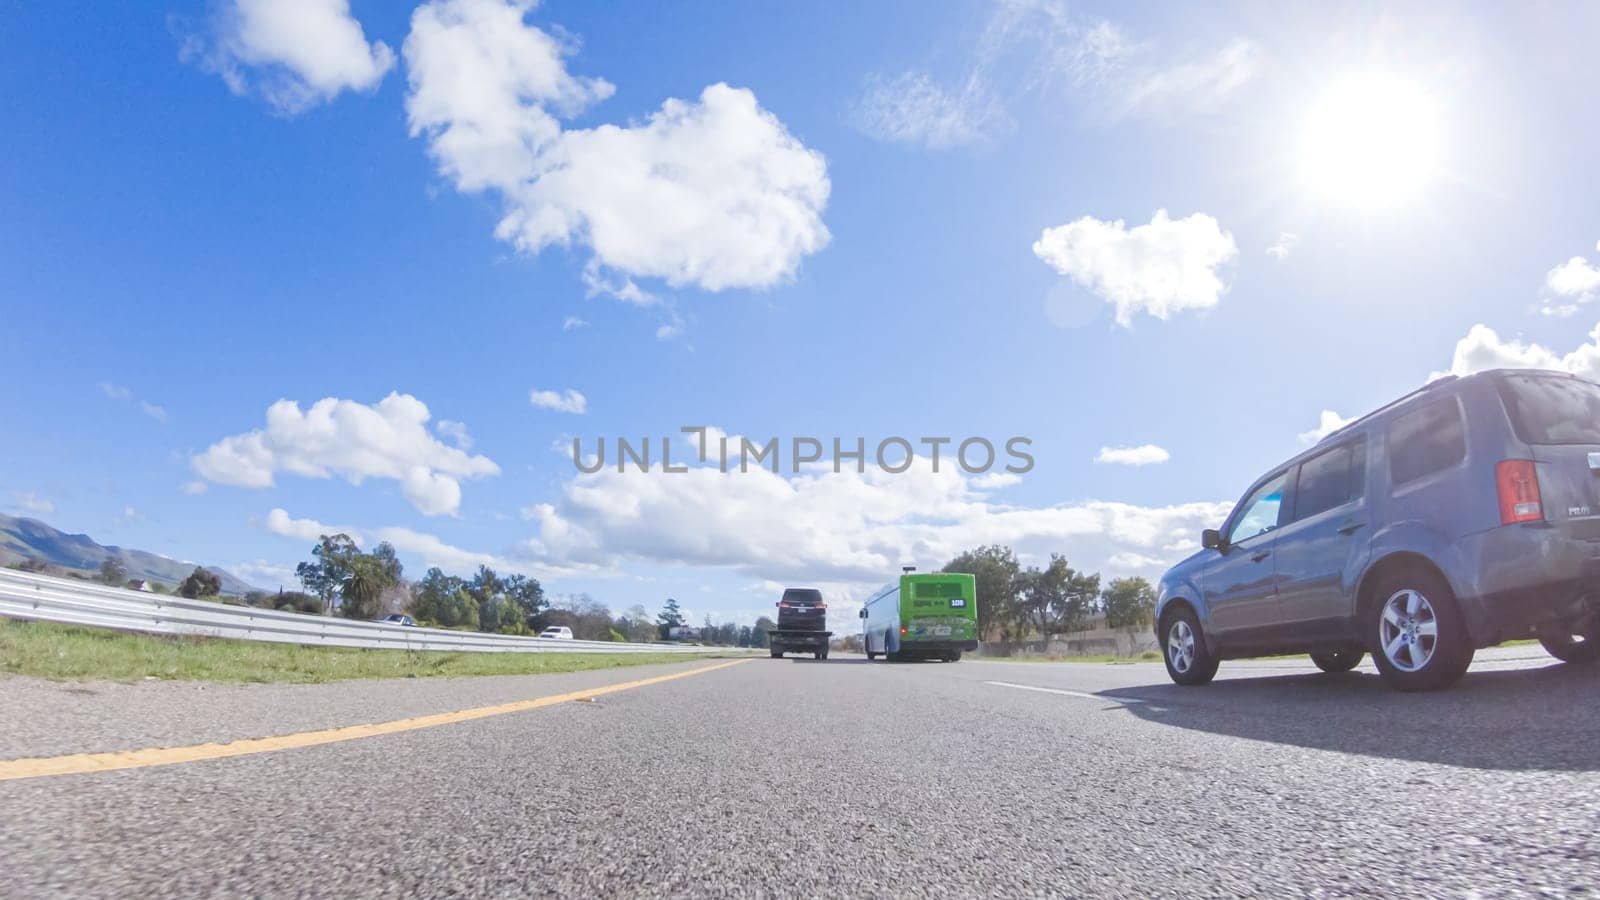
[1300,73,1440,209]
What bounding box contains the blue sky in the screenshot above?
[4,1,1599,624]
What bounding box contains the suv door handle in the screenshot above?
[1250,550,1271,563]
[1337,522,1365,535]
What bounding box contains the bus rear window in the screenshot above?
[1497,375,1600,445]
[915,582,962,599]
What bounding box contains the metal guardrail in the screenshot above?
[0,569,737,655]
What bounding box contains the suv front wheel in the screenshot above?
[1161,606,1218,686]
[1369,568,1473,691]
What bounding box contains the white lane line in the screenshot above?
[985,681,1145,705]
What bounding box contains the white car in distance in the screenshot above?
[538,626,575,640]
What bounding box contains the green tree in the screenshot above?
[274,590,321,614]
[1101,576,1156,637]
[503,573,546,627]
[942,545,1022,642]
[178,566,221,599]
[657,597,685,638]
[410,567,464,625]
[296,534,360,614]
[1018,554,1099,650]
[97,557,128,586]
[620,604,656,642]
[444,588,480,629]
[751,615,776,649]
[340,545,401,620]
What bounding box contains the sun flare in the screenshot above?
[1300,73,1440,209]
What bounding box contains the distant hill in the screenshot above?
[0,514,258,595]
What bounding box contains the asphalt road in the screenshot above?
[3,645,1599,897]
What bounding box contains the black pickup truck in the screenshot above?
[768,588,831,659]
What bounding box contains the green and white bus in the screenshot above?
[859,569,978,661]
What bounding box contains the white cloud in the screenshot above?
[969,471,1023,490]
[520,448,1229,592]
[1298,410,1354,444]
[1107,551,1166,570]
[99,382,168,423]
[191,392,500,516]
[1542,249,1600,317]
[1267,232,1299,260]
[8,491,55,515]
[529,388,587,414]
[232,559,300,589]
[435,418,473,450]
[1094,444,1171,466]
[1435,322,1600,382]
[120,506,144,522]
[1112,37,1262,118]
[1033,210,1237,326]
[372,525,523,576]
[852,71,1000,149]
[261,507,365,545]
[655,321,684,342]
[404,0,830,294]
[180,481,209,496]
[561,315,589,331]
[185,0,395,114]
[853,6,1260,149]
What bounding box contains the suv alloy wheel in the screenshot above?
[1368,568,1473,690]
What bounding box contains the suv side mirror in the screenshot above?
[1202,528,1225,551]
[859,608,868,619]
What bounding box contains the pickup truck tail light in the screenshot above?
[1496,459,1543,524]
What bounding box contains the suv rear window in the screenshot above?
[1496,374,1600,445]
[781,589,822,605]
[1389,397,1466,486]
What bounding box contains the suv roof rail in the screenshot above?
[1317,374,1459,444]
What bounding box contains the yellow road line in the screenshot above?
[0,658,751,783]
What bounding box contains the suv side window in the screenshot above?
[1292,437,1367,522]
[1388,397,1465,486]
[1226,472,1287,545]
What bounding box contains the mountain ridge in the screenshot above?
[0,514,259,595]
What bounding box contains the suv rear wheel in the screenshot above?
[1309,648,1363,673]
[1369,568,1473,691]
[1160,606,1218,686]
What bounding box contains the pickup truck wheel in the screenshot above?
[1369,568,1473,691]
[770,650,782,659]
[1539,629,1600,664]
[1309,648,1363,673]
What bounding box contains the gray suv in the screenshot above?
[1155,368,1600,690]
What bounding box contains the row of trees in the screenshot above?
[940,545,1156,648]
[26,540,784,647]
[278,534,769,646]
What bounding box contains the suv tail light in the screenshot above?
[1496,459,1543,524]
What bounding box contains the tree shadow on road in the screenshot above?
[1098,660,1600,772]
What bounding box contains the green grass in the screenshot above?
[0,618,733,684]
